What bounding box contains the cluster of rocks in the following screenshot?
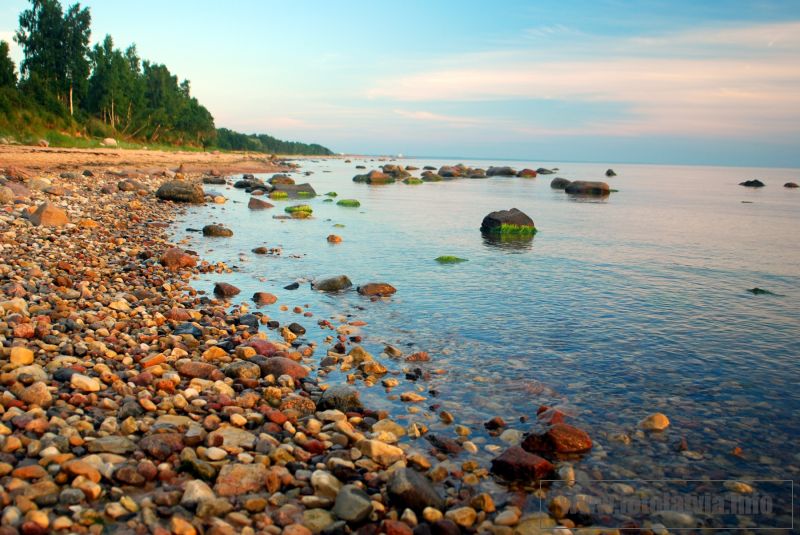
[740,179,799,188]
[352,164,562,185]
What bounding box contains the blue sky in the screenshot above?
[2,1,800,165]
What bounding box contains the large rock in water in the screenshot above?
[248,197,274,209]
[312,275,353,292]
[564,180,610,195]
[739,179,765,188]
[317,384,363,412]
[480,208,535,233]
[550,177,571,189]
[387,468,445,512]
[202,224,233,237]
[487,166,517,176]
[156,180,204,203]
[490,446,554,481]
[357,283,396,297]
[785,182,799,188]
[521,423,593,455]
[30,202,68,226]
[272,182,317,197]
[605,168,617,177]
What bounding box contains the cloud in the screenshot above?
[366,21,800,138]
[393,109,483,126]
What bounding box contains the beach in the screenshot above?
[1,147,798,534]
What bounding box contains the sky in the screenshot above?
[2,0,800,166]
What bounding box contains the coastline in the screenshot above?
[1,151,529,535]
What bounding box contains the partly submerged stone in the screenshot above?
[156,180,204,203]
[564,180,611,195]
[312,275,352,292]
[480,208,536,235]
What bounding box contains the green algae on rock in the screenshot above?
[337,199,361,208]
[435,256,468,264]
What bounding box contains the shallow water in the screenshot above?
[173,158,800,528]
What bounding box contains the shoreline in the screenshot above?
[2,157,532,534]
[2,151,782,534]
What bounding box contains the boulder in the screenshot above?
[156,180,205,203]
[517,169,538,178]
[30,202,68,226]
[480,208,535,234]
[255,356,308,380]
[317,385,363,412]
[357,283,397,297]
[487,166,517,176]
[37,138,49,147]
[739,179,765,188]
[785,182,799,188]
[203,176,226,184]
[248,197,274,209]
[605,168,617,177]
[468,168,487,178]
[333,485,373,523]
[564,180,610,195]
[490,446,554,481]
[272,182,317,197]
[202,224,233,237]
[438,166,461,178]
[101,138,118,147]
[537,168,556,175]
[550,177,571,189]
[252,292,278,305]
[312,275,353,292]
[269,174,295,185]
[521,423,592,455]
[160,247,197,271]
[213,282,240,298]
[354,170,395,184]
[387,468,445,512]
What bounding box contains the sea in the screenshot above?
[171,157,800,530]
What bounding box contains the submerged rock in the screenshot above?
[317,385,363,412]
[487,166,517,176]
[387,468,445,512]
[213,282,240,298]
[156,180,205,203]
[521,423,593,455]
[202,224,233,237]
[564,180,610,195]
[490,446,554,481]
[357,282,397,297]
[312,275,353,292]
[480,208,536,235]
[550,177,571,189]
[248,197,274,209]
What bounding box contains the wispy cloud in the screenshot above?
[366,21,800,138]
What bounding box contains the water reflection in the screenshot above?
[566,193,610,203]
[481,231,535,251]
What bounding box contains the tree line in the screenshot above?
[0,0,333,155]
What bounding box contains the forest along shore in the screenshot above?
[1,150,655,535]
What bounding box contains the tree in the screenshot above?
[62,3,91,115]
[15,0,90,114]
[15,0,64,95]
[0,41,16,88]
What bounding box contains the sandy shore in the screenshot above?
[0,144,288,175]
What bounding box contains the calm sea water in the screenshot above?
[173,158,800,527]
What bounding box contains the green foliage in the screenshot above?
[435,256,468,264]
[0,42,17,87]
[216,127,333,156]
[336,199,360,207]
